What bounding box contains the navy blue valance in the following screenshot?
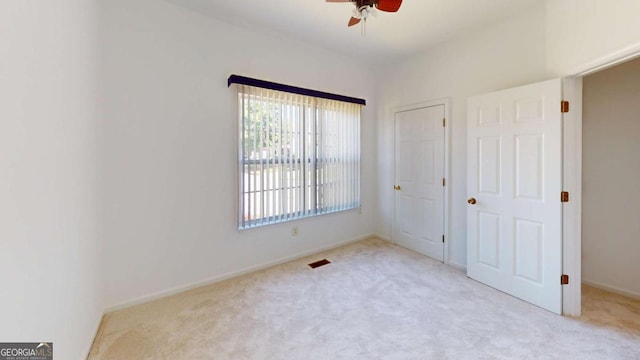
[228,75,366,106]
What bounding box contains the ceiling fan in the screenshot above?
[327,0,403,27]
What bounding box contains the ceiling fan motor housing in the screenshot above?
[355,0,378,7]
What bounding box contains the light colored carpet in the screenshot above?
[89,238,640,359]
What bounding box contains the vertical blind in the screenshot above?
[236,84,362,229]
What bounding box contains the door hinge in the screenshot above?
[561,274,569,285]
[561,191,569,203]
[442,118,446,127]
[442,235,445,243]
[561,100,570,113]
[442,178,446,187]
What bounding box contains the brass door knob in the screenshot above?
[394,185,401,191]
[467,197,477,205]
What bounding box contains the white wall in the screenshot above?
[582,58,640,298]
[0,1,103,359]
[546,0,640,75]
[101,0,377,309]
[375,5,549,269]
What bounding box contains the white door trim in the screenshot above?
[569,41,640,77]
[391,98,451,264]
[561,77,583,316]
[562,47,640,316]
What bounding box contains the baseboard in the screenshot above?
[448,260,467,273]
[373,233,391,243]
[373,233,466,272]
[582,279,640,300]
[104,233,375,313]
[83,312,104,359]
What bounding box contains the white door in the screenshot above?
[393,105,445,261]
[467,79,563,314]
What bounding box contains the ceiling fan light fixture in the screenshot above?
[359,6,377,20]
[352,5,376,25]
[351,7,362,19]
[327,0,402,30]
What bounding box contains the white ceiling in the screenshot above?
[166,0,542,64]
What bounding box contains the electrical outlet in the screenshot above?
[291,226,298,236]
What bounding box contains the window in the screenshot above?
[230,76,364,229]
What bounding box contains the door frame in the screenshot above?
[391,98,451,264]
[561,77,582,316]
[562,46,640,316]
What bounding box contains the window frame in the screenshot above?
[232,78,364,230]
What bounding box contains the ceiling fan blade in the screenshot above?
[376,0,402,12]
[348,17,361,27]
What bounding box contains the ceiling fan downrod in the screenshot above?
[356,5,375,37]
